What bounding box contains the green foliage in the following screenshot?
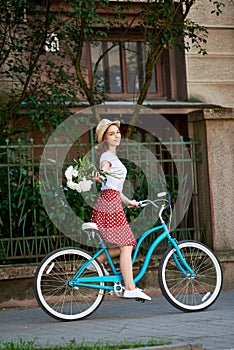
[0,0,225,137]
[0,167,93,236]
[0,0,73,138]
[0,166,94,263]
[0,146,172,263]
[0,337,172,350]
[0,338,36,350]
[0,0,224,262]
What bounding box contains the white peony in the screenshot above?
[72,169,79,178]
[65,166,74,181]
[67,180,81,192]
[79,178,93,192]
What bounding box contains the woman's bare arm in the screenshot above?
[120,193,138,208]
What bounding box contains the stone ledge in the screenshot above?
[217,251,234,262]
[122,344,204,350]
[0,263,37,280]
[1,252,233,280]
[188,107,234,122]
[0,257,160,280]
[0,252,233,306]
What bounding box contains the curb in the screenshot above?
[122,344,204,350]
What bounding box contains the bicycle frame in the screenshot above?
[68,220,195,291]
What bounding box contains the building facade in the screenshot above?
[185,0,234,108]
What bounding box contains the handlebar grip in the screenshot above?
[157,192,167,197]
[157,192,171,205]
[138,200,148,208]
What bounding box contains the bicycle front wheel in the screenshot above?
[158,241,222,312]
[34,247,105,321]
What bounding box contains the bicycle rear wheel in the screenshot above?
[158,240,222,312]
[34,247,105,321]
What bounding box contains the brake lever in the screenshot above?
[157,192,171,205]
[138,200,148,208]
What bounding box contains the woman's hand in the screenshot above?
[120,193,138,208]
[91,171,102,184]
[127,199,139,208]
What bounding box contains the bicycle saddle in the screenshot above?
[82,222,99,231]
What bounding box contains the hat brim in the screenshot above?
[97,120,120,143]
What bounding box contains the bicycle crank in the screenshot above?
[114,282,125,297]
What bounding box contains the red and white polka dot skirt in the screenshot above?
[91,189,137,247]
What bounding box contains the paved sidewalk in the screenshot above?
[0,290,233,350]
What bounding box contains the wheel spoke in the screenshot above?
[34,248,105,321]
[159,241,222,311]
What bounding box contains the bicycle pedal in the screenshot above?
[135,298,145,303]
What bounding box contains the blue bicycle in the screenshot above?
[34,192,223,321]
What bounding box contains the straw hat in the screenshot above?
[95,119,120,143]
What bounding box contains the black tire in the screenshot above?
[158,240,222,312]
[34,247,105,321]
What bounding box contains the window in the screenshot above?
[125,42,157,93]
[90,41,162,97]
[91,42,122,93]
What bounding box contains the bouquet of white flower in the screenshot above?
[65,155,120,193]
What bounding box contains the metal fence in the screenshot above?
[0,135,202,264]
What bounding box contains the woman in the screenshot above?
[91,119,151,301]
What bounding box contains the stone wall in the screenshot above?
[188,108,234,251]
[188,107,234,291]
[0,253,233,307]
[185,0,234,108]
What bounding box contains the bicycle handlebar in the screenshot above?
[138,192,172,228]
[138,192,171,208]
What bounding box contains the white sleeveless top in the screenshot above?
[100,151,127,192]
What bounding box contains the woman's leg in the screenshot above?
[97,245,151,300]
[97,247,120,264]
[119,246,151,300]
[98,245,135,290]
[119,245,135,290]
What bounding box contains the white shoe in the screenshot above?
[87,262,109,276]
[123,288,151,301]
